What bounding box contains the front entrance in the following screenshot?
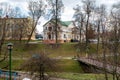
[48,34,51,40]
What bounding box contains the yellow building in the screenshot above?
[0,17,35,40]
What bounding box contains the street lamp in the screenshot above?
[7,43,13,80]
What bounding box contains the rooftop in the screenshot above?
[60,21,72,27]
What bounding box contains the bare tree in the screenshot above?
[73,5,85,56]
[21,52,58,80]
[0,3,13,58]
[109,2,120,80]
[11,19,31,43]
[46,0,64,43]
[94,5,102,55]
[96,4,109,80]
[73,5,85,43]
[26,0,46,44]
[95,4,107,58]
[0,18,10,69]
[0,3,11,54]
[82,0,95,54]
[0,3,30,69]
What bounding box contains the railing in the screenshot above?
[0,69,18,80]
[78,57,120,74]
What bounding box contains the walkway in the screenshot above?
[78,57,120,74]
[0,70,69,80]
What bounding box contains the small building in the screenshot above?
[43,19,81,43]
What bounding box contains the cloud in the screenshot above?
[36,16,48,33]
[95,0,119,11]
[61,7,75,21]
[0,0,7,2]
[7,0,26,3]
[97,0,119,4]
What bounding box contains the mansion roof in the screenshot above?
[43,19,73,27]
[60,21,72,27]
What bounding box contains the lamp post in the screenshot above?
[7,43,13,80]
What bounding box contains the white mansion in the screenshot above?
[43,19,84,43]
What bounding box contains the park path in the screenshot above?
[0,71,69,80]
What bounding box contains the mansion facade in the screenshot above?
[43,19,85,43]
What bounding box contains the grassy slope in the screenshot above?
[0,59,24,70]
[0,43,82,73]
[55,73,112,80]
[12,43,77,58]
[45,43,77,57]
[57,59,83,73]
[0,42,112,80]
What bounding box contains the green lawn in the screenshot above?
[0,59,83,73]
[0,73,112,80]
[0,43,101,73]
[10,43,78,58]
[57,59,83,73]
[46,43,77,57]
[48,72,113,80]
[2,42,101,58]
[0,42,110,80]
[0,59,24,70]
[0,43,80,72]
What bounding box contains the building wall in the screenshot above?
[43,21,82,43]
[0,17,35,40]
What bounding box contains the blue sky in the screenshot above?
[0,0,119,33]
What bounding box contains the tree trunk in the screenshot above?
[26,18,38,44]
[102,23,108,80]
[55,0,58,44]
[0,19,6,54]
[86,14,89,48]
[96,20,100,61]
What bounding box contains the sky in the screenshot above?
[0,0,120,33]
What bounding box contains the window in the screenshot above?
[64,34,66,38]
[45,27,47,30]
[48,27,52,31]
